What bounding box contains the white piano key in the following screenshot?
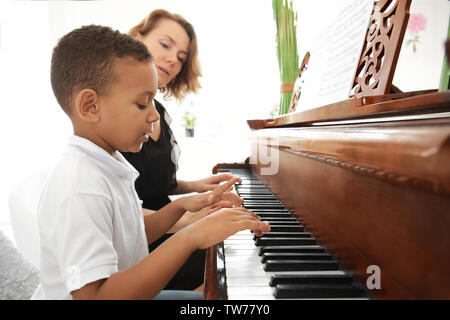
[227,286,276,300]
[223,239,255,245]
[224,249,260,256]
[227,277,271,286]
[224,244,257,250]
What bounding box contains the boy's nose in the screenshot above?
[147,103,160,123]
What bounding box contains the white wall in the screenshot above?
[0,0,448,233]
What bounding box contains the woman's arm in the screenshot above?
[169,173,234,195]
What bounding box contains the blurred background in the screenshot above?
[0,0,448,242]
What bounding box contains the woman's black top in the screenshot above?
[122,99,180,210]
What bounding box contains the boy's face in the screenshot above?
[96,60,159,154]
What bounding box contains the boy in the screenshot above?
[32,25,269,300]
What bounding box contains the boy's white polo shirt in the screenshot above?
[32,135,149,299]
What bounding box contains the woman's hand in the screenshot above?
[191,173,235,193]
[222,192,243,207]
[175,177,241,213]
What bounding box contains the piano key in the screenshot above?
[237,180,265,185]
[267,225,305,232]
[264,260,340,272]
[224,239,255,245]
[236,184,268,189]
[274,283,366,299]
[260,217,299,223]
[245,204,286,209]
[239,195,278,200]
[255,237,317,246]
[255,213,293,219]
[269,274,356,287]
[237,191,273,195]
[255,232,311,239]
[244,202,284,207]
[227,287,275,300]
[248,209,289,213]
[261,252,334,263]
[261,221,301,226]
[258,245,327,256]
[242,199,283,204]
[224,244,257,250]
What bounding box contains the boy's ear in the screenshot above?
[74,89,100,122]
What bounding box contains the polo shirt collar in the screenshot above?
[68,135,139,179]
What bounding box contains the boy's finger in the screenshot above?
[237,220,271,234]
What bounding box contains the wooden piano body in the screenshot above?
[204,0,450,299]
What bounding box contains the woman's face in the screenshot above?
[138,18,190,88]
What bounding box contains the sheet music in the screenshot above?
[297,0,374,111]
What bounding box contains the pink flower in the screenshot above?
[407,13,427,34]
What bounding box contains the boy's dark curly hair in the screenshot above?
[51,24,152,115]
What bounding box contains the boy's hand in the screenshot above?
[185,207,270,249]
[191,173,235,193]
[178,177,241,212]
[168,200,234,233]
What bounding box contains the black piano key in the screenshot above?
[236,184,268,189]
[255,232,311,239]
[266,225,304,232]
[251,209,289,213]
[237,180,265,185]
[250,225,304,234]
[258,245,327,256]
[243,201,283,206]
[237,185,270,189]
[256,213,293,219]
[260,217,298,222]
[261,221,301,226]
[245,204,285,209]
[264,260,340,272]
[242,198,282,203]
[261,252,333,263]
[239,195,278,200]
[238,191,273,195]
[274,283,366,299]
[255,237,317,246]
[269,274,355,287]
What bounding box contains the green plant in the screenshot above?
[273,0,299,115]
[182,111,196,129]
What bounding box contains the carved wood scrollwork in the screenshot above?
[351,0,412,98]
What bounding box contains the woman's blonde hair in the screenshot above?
[129,9,201,102]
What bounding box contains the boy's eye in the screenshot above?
[160,41,169,49]
[137,104,147,110]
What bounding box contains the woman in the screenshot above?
[122,9,241,291]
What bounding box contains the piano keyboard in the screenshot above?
[219,168,368,300]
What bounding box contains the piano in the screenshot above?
[204,0,450,300]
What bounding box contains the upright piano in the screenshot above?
[204,0,450,300]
